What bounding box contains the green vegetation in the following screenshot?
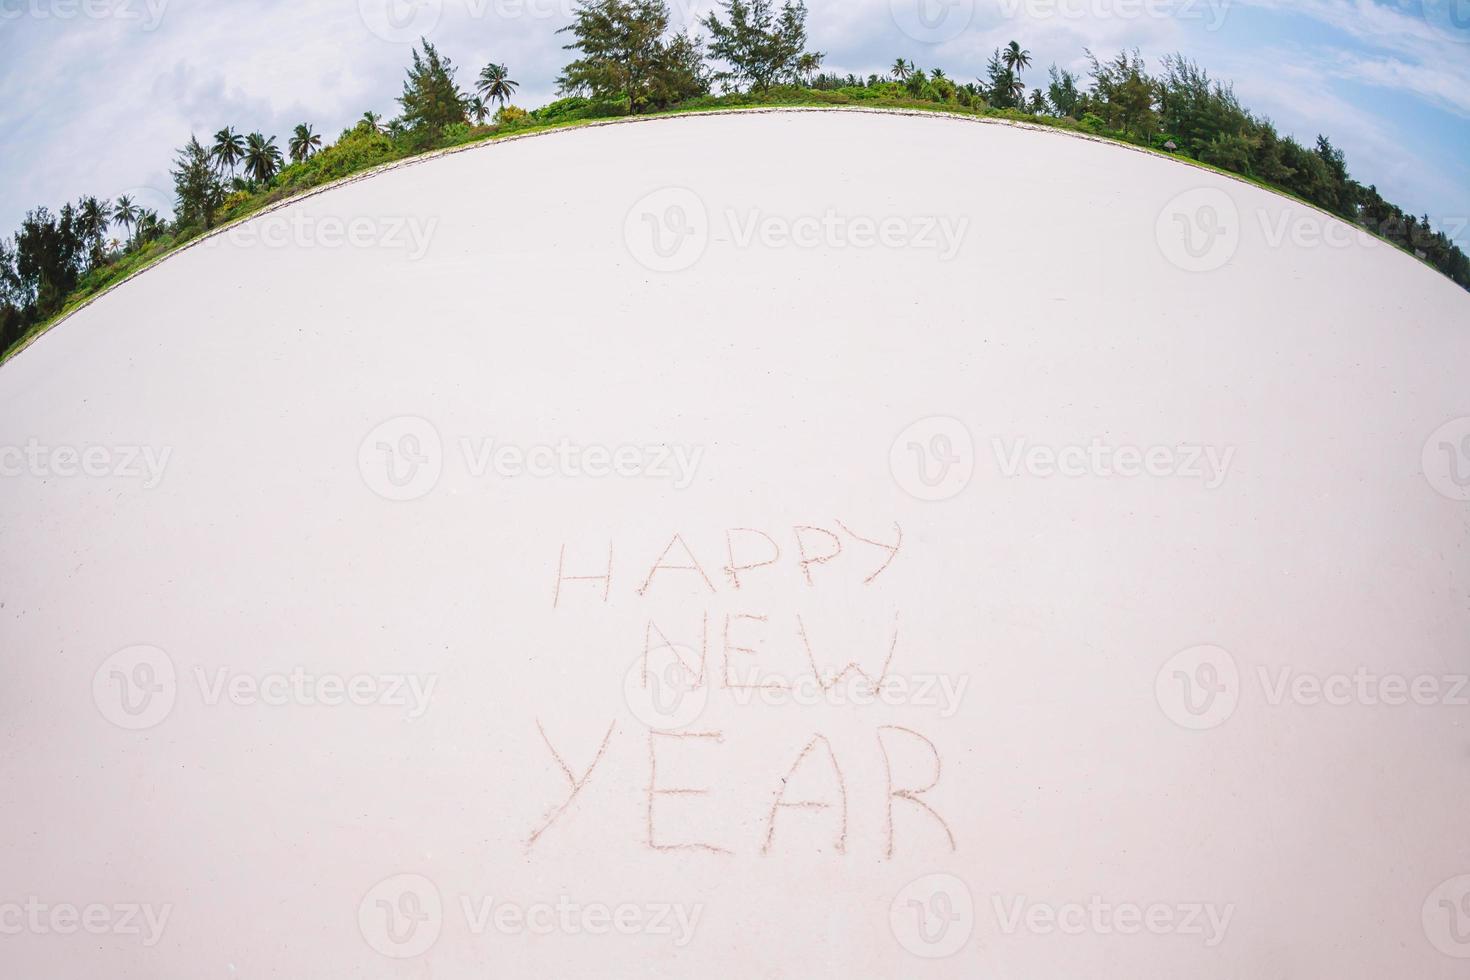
[4,0,1467,362]
[702,0,821,94]
[557,0,706,114]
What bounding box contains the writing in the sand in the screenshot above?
[528,520,958,859]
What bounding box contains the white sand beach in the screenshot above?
[1,108,1468,978]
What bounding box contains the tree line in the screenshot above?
[3,0,1465,358]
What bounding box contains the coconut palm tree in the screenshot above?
[361,110,384,132]
[78,196,109,267]
[476,63,519,106]
[135,210,163,245]
[1002,41,1032,75]
[244,132,283,184]
[891,58,912,81]
[111,196,140,241]
[465,95,490,125]
[288,123,321,163]
[211,127,245,175]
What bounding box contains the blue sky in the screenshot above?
[1,0,1466,246]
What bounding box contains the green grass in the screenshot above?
[0,89,1443,365]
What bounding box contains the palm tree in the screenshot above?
[135,210,163,245]
[111,196,140,241]
[465,95,490,125]
[891,58,912,81]
[78,196,109,267]
[288,123,321,163]
[244,132,283,184]
[211,127,245,175]
[1002,41,1032,74]
[361,110,384,132]
[476,63,519,106]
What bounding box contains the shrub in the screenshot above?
[278,125,399,190]
[217,189,253,221]
[533,96,592,122]
[494,105,533,128]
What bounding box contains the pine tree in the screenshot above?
[557,0,707,114]
[398,38,468,136]
[701,0,823,94]
[172,136,226,231]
